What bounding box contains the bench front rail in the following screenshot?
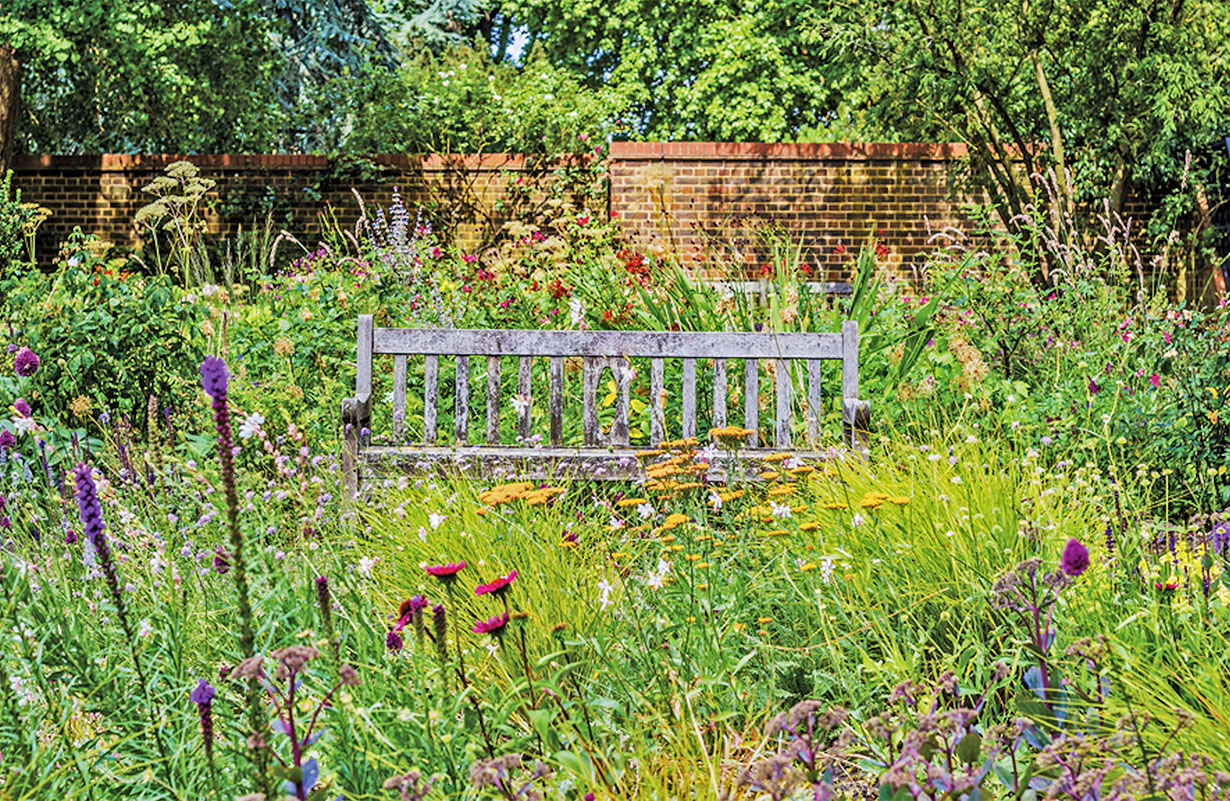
[342,316,869,490]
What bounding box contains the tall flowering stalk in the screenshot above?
[191,679,219,796]
[200,355,269,793]
[73,462,170,775]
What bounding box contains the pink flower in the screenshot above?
[425,561,466,582]
[472,611,510,636]
[475,569,518,597]
[1150,373,1161,388]
[1163,330,1172,344]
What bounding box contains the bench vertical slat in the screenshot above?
[681,357,697,439]
[549,357,563,446]
[486,356,501,445]
[455,355,469,445]
[610,359,631,446]
[712,358,727,429]
[775,358,791,448]
[744,358,759,447]
[650,358,665,445]
[357,315,373,400]
[806,358,822,448]
[517,356,532,442]
[392,355,407,442]
[582,357,600,446]
[841,320,859,400]
[424,355,438,445]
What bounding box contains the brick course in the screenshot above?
[6,143,1089,282]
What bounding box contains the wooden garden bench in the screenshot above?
[341,314,869,492]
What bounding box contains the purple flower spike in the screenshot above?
[1061,538,1089,577]
[190,679,216,706]
[386,629,404,653]
[200,356,229,399]
[13,347,39,377]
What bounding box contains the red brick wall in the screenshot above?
[609,142,982,281]
[13,144,989,280]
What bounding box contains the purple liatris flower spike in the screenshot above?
[190,679,219,789]
[432,603,448,664]
[386,629,404,653]
[13,347,39,377]
[1061,538,1089,577]
[74,462,108,554]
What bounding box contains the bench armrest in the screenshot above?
[342,392,372,428]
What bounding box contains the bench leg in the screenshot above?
[842,398,871,454]
[342,399,361,498]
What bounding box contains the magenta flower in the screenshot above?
[0,430,13,450]
[13,398,31,417]
[13,347,39,377]
[1061,538,1089,577]
[472,611,510,636]
[1150,373,1161,388]
[424,561,466,583]
[386,630,404,653]
[475,569,518,597]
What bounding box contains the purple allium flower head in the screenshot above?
[65,528,77,544]
[13,398,31,417]
[199,356,229,400]
[1061,538,1089,577]
[13,347,39,377]
[0,430,13,450]
[386,629,404,653]
[190,679,216,706]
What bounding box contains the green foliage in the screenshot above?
[506,0,838,140]
[0,170,40,273]
[305,45,617,154]
[3,230,204,420]
[1,0,284,153]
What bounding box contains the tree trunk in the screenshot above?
[0,44,19,175]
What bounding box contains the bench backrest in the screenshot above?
[354,315,861,450]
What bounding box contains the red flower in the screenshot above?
[875,242,890,260]
[472,611,510,636]
[758,263,772,277]
[475,569,518,597]
[833,242,847,255]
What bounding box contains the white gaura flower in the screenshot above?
[569,296,586,327]
[637,503,655,520]
[850,513,865,528]
[596,578,614,610]
[357,556,379,576]
[428,512,447,529]
[770,501,792,520]
[239,412,265,440]
[511,394,530,416]
[12,416,35,435]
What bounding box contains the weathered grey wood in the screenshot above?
[424,355,439,445]
[392,355,407,442]
[744,358,759,447]
[842,320,859,401]
[455,355,469,445]
[582,357,601,446]
[806,358,822,448]
[549,357,563,446]
[373,327,842,360]
[681,358,697,439]
[517,356,532,442]
[775,358,791,447]
[357,315,374,399]
[486,356,501,445]
[609,360,631,446]
[650,358,665,445]
[345,319,867,491]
